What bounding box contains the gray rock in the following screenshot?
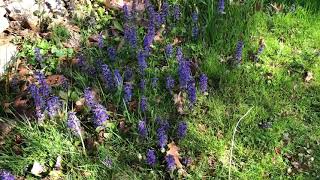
[0,17,9,33]
[0,43,17,75]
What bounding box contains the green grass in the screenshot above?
[1,1,320,179]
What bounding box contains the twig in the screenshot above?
[228,107,254,180]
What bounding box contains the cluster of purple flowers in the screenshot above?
[199,74,208,93]
[98,33,104,49]
[29,72,60,121]
[47,96,61,118]
[176,47,183,61]
[166,76,175,93]
[124,83,133,103]
[191,12,199,39]
[83,88,109,127]
[124,25,137,48]
[107,47,116,62]
[123,5,137,48]
[140,96,148,113]
[0,170,15,180]
[165,155,176,170]
[114,69,123,88]
[235,40,244,63]
[139,79,146,91]
[101,64,115,90]
[178,59,192,89]
[165,44,174,58]
[156,118,169,150]
[138,120,148,138]
[92,104,109,127]
[143,22,155,53]
[76,54,97,76]
[102,157,113,168]
[160,1,169,24]
[67,112,82,136]
[124,67,133,82]
[255,39,265,62]
[173,5,181,21]
[187,79,197,106]
[137,50,148,74]
[146,149,156,166]
[177,121,187,139]
[218,0,225,14]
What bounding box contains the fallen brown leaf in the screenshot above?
[167,142,183,169]
[46,75,66,86]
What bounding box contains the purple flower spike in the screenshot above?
[143,22,155,52]
[138,120,148,138]
[178,59,192,89]
[102,157,113,168]
[166,155,176,171]
[160,1,169,23]
[47,96,60,118]
[140,96,147,113]
[191,12,198,22]
[139,79,146,91]
[137,50,147,74]
[199,73,208,93]
[165,44,173,58]
[235,40,244,63]
[146,149,156,166]
[166,76,175,94]
[101,64,115,89]
[67,112,82,136]
[192,25,199,39]
[157,119,169,150]
[218,0,225,14]
[187,79,197,106]
[123,4,131,22]
[176,47,183,62]
[173,5,181,21]
[124,67,133,82]
[124,83,133,103]
[114,69,123,87]
[124,25,137,48]
[92,104,109,127]
[98,34,104,49]
[107,47,116,62]
[84,88,96,108]
[177,121,187,139]
[35,72,51,98]
[0,170,15,180]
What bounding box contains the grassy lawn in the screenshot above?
[0,0,319,179]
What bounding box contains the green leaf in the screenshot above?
[113,21,123,32]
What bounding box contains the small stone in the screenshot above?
[31,161,45,176]
[0,17,9,33]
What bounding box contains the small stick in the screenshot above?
[228,107,254,180]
